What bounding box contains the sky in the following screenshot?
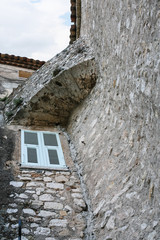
[0,0,70,61]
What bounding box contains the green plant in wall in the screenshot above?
[13,97,23,107]
[5,111,13,118]
[0,95,8,102]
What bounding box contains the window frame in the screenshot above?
[21,129,66,169]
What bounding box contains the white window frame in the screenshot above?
[21,130,66,169]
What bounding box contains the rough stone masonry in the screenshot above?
[0,0,160,240]
[67,0,160,240]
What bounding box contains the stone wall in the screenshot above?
[68,0,160,239]
[0,125,87,240]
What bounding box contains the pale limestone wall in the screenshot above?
[0,125,86,240]
[68,0,160,239]
[0,64,34,98]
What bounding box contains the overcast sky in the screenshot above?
[0,0,70,61]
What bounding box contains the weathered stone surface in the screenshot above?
[49,219,68,227]
[23,208,36,216]
[46,183,64,190]
[55,175,68,183]
[45,238,56,240]
[19,193,28,199]
[4,38,97,126]
[44,202,63,210]
[43,177,52,182]
[7,208,18,214]
[38,210,56,218]
[26,182,44,187]
[34,227,50,236]
[22,228,30,234]
[10,181,23,187]
[74,198,86,209]
[71,193,83,199]
[39,194,54,202]
[67,0,160,239]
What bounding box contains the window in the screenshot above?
[21,130,66,169]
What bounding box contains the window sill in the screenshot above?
[20,164,70,171]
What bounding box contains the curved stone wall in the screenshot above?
[68,1,160,239]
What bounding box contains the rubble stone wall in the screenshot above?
[68,0,160,239]
[0,125,87,240]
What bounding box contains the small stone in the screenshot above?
[9,216,17,221]
[74,199,86,209]
[72,188,82,193]
[10,181,23,187]
[34,227,50,236]
[38,210,56,218]
[71,193,83,199]
[25,190,35,194]
[141,223,147,230]
[31,223,39,228]
[65,181,75,187]
[31,200,43,209]
[39,194,54,201]
[18,176,31,181]
[147,231,157,240]
[44,202,63,210]
[55,175,68,183]
[59,229,70,236]
[65,205,72,211]
[14,238,28,240]
[22,228,30,234]
[45,171,54,176]
[7,208,18,214]
[35,177,43,181]
[49,219,68,227]
[5,223,10,228]
[43,177,52,182]
[106,216,115,230]
[19,193,28,199]
[153,221,158,228]
[26,182,44,187]
[23,208,36,216]
[28,217,41,222]
[11,224,18,229]
[9,203,17,208]
[60,210,67,216]
[46,182,64,190]
[36,188,45,195]
[59,171,70,175]
[33,194,39,200]
[60,197,66,200]
[45,238,56,240]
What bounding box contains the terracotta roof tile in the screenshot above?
[70,0,81,44]
[0,53,45,70]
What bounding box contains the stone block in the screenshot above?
[34,227,50,236]
[26,182,44,187]
[38,210,56,218]
[55,175,68,183]
[43,177,52,182]
[10,181,23,187]
[71,193,83,199]
[46,182,64,190]
[74,198,86,209]
[23,208,36,216]
[39,194,54,201]
[7,208,18,214]
[44,202,63,210]
[49,219,68,227]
